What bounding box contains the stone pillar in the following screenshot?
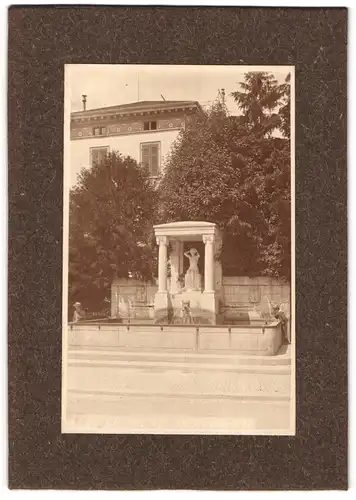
[214,236,223,292]
[178,240,184,277]
[169,240,180,294]
[157,235,168,293]
[203,235,215,293]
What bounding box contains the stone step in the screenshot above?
[68,389,290,404]
[68,357,291,375]
[66,363,291,399]
[68,350,291,373]
[67,345,291,367]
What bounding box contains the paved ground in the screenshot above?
[63,346,293,434]
[65,398,291,434]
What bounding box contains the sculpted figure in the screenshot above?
[181,300,193,324]
[184,248,201,291]
[267,298,290,342]
[73,302,86,322]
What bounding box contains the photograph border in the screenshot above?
[8,6,347,490]
[62,63,296,436]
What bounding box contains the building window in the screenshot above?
[90,147,109,167]
[143,120,157,131]
[140,142,160,177]
[93,126,106,136]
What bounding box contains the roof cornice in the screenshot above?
[71,101,202,122]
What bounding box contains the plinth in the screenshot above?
[169,290,218,325]
[154,291,170,324]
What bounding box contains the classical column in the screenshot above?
[203,235,215,293]
[178,240,184,276]
[214,236,223,291]
[169,240,180,293]
[156,235,168,293]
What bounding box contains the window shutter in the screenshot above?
[92,149,99,165]
[98,149,106,164]
[91,147,108,167]
[141,145,150,168]
[150,145,159,176]
[141,143,160,176]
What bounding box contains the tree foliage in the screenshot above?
[278,73,291,138]
[69,152,157,311]
[231,71,287,136]
[159,71,291,279]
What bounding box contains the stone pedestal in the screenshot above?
[169,290,218,325]
[201,291,218,325]
[154,291,170,324]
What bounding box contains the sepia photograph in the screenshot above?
[62,64,295,435]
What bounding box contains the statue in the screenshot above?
[73,302,86,322]
[266,298,290,342]
[181,300,193,324]
[184,248,201,291]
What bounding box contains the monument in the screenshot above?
[153,221,222,324]
[71,219,287,355]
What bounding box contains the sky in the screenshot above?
[66,64,291,115]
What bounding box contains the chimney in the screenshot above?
[82,94,87,111]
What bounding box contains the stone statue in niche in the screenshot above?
[184,248,201,291]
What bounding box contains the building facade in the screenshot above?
[69,99,203,187]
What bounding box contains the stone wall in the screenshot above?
[221,276,290,314]
[111,276,291,324]
[111,278,157,320]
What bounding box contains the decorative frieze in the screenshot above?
[158,118,184,130]
[71,116,186,140]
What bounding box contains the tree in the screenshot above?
[158,97,269,276]
[69,152,157,312]
[159,71,291,280]
[231,72,291,279]
[231,71,286,136]
[278,73,291,138]
[259,142,291,278]
[158,103,236,224]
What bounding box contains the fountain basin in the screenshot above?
[68,320,283,356]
